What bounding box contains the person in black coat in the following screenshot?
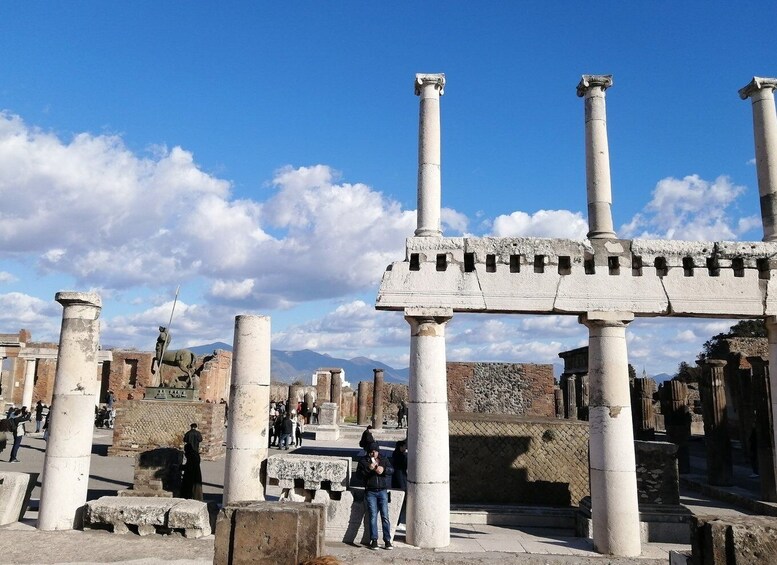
[391,440,407,490]
[181,423,203,500]
[357,442,394,550]
[359,425,375,453]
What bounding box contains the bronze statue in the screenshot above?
[151,325,198,388]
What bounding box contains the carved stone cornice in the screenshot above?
[577,74,613,97]
[414,73,446,96]
[739,77,777,100]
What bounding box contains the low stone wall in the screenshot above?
[691,514,777,564]
[109,400,225,460]
[635,440,679,505]
[449,413,589,507]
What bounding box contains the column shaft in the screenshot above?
[372,369,384,429]
[740,78,777,241]
[414,73,445,237]
[38,291,102,530]
[22,358,36,409]
[577,75,616,239]
[223,315,271,505]
[699,359,733,486]
[405,310,451,549]
[357,381,369,425]
[581,312,641,557]
[330,369,343,423]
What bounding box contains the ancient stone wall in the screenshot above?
[109,399,225,460]
[447,362,555,417]
[196,349,232,403]
[106,350,156,401]
[634,441,680,505]
[449,413,589,506]
[357,382,409,425]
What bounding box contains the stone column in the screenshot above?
[580,311,641,557]
[21,357,36,409]
[405,307,452,549]
[767,318,777,493]
[94,361,105,407]
[330,369,343,423]
[632,377,656,441]
[372,368,385,429]
[554,388,564,418]
[316,371,331,403]
[699,359,733,486]
[747,356,777,501]
[662,380,692,474]
[414,73,446,237]
[38,291,102,530]
[561,373,577,419]
[357,381,369,425]
[578,373,590,421]
[739,77,777,241]
[288,384,304,411]
[223,315,271,505]
[577,75,616,240]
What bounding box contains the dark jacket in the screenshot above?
[391,448,408,490]
[282,416,293,435]
[359,429,375,450]
[357,452,394,490]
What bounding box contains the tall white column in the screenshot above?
[21,358,36,409]
[38,291,102,530]
[223,315,271,505]
[577,75,617,240]
[404,307,452,548]
[580,311,641,557]
[740,77,777,241]
[414,73,445,237]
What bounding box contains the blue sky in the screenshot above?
[0,2,775,376]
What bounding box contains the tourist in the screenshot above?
[106,390,115,409]
[396,402,406,429]
[273,414,283,446]
[9,406,31,462]
[181,423,203,500]
[35,400,45,432]
[359,425,375,453]
[311,402,318,424]
[357,442,394,550]
[268,415,276,447]
[280,412,293,450]
[0,417,13,454]
[296,411,305,447]
[43,401,52,441]
[392,439,408,527]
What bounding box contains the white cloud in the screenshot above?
[491,209,588,239]
[620,174,759,240]
[0,271,17,283]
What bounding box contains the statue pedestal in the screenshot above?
[108,400,225,460]
[145,387,199,401]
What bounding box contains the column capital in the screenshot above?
[576,74,613,97]
[404,307,452,322]
[579,310,633,328]
[55,291,102,309]
[699,358,727,368]
[739,77,777,100]
[415,73,446,96]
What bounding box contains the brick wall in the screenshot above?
[449,413,589,506]
[106,350,156,401]
[447,362,555,417]
[197,350,232,403]
[109,399,226,460]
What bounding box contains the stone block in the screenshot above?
[84,496,210,538]
[691,515,777,565]
[133,448,183,496]
[314,425,340,440]
[267,454,350,491]
[635,440,680,505]
[313,488,404,543]
[0,472,31,525]
[214,501,325,565]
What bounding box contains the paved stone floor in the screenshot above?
[0,424,747,564]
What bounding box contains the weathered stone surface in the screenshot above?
[634,441,679,505]
[132,448,182,496]
[313,488,404,543]
[84,496,210,538]
[214,501,324,565]
[267,454,351,491]
[691,515,777,565]
[0,472,32,525]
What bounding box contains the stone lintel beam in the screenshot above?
[739,77,777,100]
[576,74,613,97]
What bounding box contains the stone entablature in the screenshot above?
[377,236,777,318]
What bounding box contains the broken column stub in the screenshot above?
[580,310,641,557]
[740,77,777,241]
[405,307,452,549]
[38,291,102,531]
[577,74,616,240]
[414,73,445,238]
[224,315,271,505]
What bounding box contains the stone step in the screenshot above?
[450,504,576,532]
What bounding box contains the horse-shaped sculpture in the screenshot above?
[152,349,198,388]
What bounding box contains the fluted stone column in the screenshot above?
[330,369,343,423]
[632,377,656,441]
[740,77,777,241]
[578,374,590,421]
[554,388,564,418]
[223,315,271,505]
[357,381,369,425]
[38,291,102,530]
[747,356,777,501]
[662,380,692,474]
[561,373,577,419]
[414,73,445,237]
[21,357,36,409]
[372,368,385,429]
[580,311,640,557]
[405,308,452,548]
[577,75,616,240]
[699,359,733,486]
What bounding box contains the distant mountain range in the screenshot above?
[188,342,409,385]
